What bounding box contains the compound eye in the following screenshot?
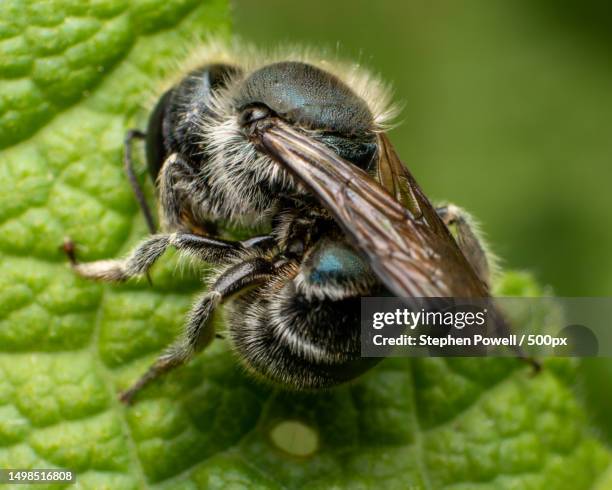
[145,63,241,180]
[145,89,173,180]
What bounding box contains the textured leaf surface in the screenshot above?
[0,1,610,489]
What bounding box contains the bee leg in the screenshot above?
[124,138,215,236]
[67,233,274,282]
[119,257,276,404]
[437,206,540,371]
[157,152,202,232]
[436,204,496,286]
[124,129,157,234]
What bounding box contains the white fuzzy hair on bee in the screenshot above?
[153,36,398,128]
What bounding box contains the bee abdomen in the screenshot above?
[228,282,379,390]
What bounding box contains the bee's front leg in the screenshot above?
[123,139,221,237]
[119,257,278,404]
[157,152,198,232]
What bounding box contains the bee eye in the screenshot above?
[145,63,241,179]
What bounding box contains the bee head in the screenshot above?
[149,49,392,226]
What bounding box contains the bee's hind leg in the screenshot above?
[436,205,541,372]
[119,257,278,404]
[436,204,497,287]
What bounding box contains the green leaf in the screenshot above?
[0,1,610,488]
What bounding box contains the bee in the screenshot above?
[65,41,499,404]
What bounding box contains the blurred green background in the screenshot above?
[234,0,612,297]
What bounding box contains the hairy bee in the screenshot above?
[66,41,497,404]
